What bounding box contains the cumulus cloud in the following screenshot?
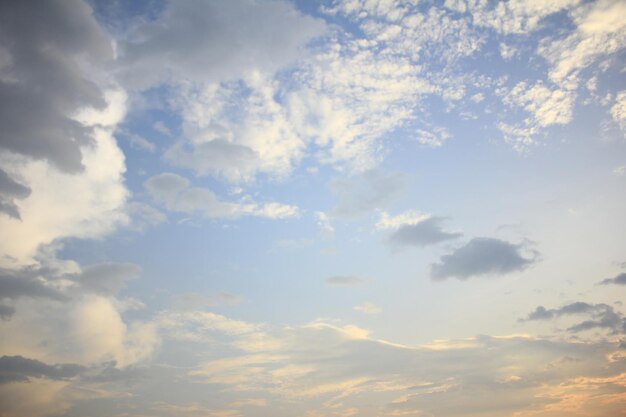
[0,0,113,172]
[144,173,299,219]
[599,272,626,285]
[0,267,68,302]
[0,126,129,267]
[431,237,539,280]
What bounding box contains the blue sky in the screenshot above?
[1,1,626,416]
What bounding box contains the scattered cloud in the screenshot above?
[353,302,382,315]
[385,216,462,249]
[599,272,626,286]
[144,173,299,219]
[431,237,539,280]
[415,127,451,147]
[523,302,626,334]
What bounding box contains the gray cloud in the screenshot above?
[164,139,259,182]
[0,262,141,304]
[0,0,113,172]
[331,170,406,218]
[0,169,30,219]
[0,304,14,320]
[0,355,85,384]
[76,263,141,296]
[0,267,67,301]
[599,272,626,286]
[525,302,596,320]
[325,275,367,287]
[144,172,298,219]
[523,302,626,335]
[431,237,538,280]
[388,217,462,248]
[117,0,326,88]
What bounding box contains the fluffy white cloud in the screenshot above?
[0,126,128,267]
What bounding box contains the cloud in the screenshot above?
[118,0,326,88]
[386,217,462,248]
[75,263,141,296]
[0,126,129,267]
[414,127,451,147]
[156,310,626,417]
[465,0,581,35]
[326,276,367,287]
[0,168,30,219]
[165,140,259,182]
[599,272,626,285]
[0,267,68,301]
[0,304,15,320]
[0,355,85,384]
[0,0,113,172]
[353,302,382,315]
[523,302,626,334]
[611,91,626,132]
[144,173,299,219]
[331,170,406,218]
[539,0,626,86]
[431,237,538,280]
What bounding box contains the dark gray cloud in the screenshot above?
[117,0,326,88]
[0,262,141,305]
[523,302,626,335]
[0,0,113,171]
[0,355,85,384]
[0,169,30,219]
[0,304,14,320]
[599,272,626,286]
[388,217,462,248]
[331,170,406,218]
[0,268,67,301]
[325,275,367,287]
[525,302,595,320]
[430,237,538,280]
[76,262,141,295]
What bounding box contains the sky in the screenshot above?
[0,0,625,416]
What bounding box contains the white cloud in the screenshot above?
[539,0,626,88]
[610,90,626,132]
[470,0,581,35]
[0,127,128,267]
[414,127,451,147]
[353,302,382,314]
[376,210,430,230]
